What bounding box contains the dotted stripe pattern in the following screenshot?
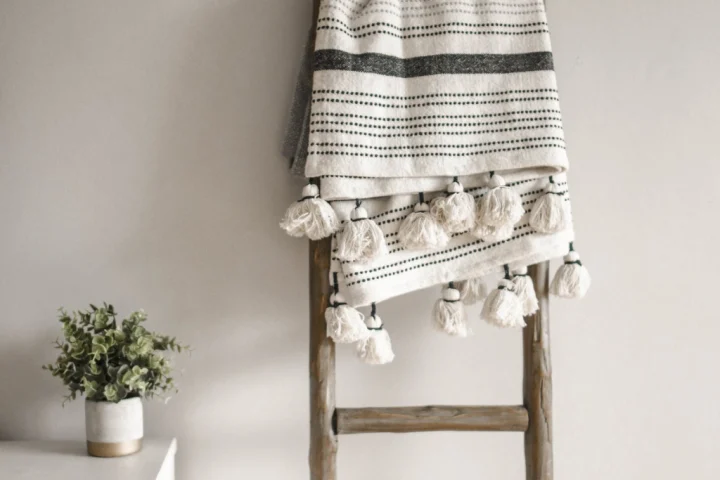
[310,142,566,158]
[332,178,563,225]
[355,190,567,230]
[334,204,561,265]
[310,123,563,138]
[333,178,566,232]
[345,198,570,281]
[310,116,563,130]
[346,230,532,286]
[312,88,558,101]
[310,109,563,122]
[317,24,549,39]
[321,5,544,20]
[317,17,548,32]
[310,135,565,151]
[312,95,559,109]
[330,183,570,263]
[322,0,545,16]
[311,1,569,295]
[389,221,530,256]
[336,0,545,10]
[332,198,570,274]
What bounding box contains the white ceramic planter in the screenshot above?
[85,397,143,457]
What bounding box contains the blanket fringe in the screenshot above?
[430,178,476,234]
[512,266,539,316]
[476,172,524,235]
[356,303,395,365]
[325,292,368,344]
[481,265,526,328]
[398,192,449,250]
[325,272,368,343]
[432,283,470,337]
[529,176,571,234]
[280,183,339,240]
[336,201,387,263]
[551,242,591,299]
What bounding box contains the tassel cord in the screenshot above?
[368,302,382,330]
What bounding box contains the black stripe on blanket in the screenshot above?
[314,50,554,77]
[345,230,538,286]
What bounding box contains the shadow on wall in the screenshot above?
[109,0,312,457]
[0,331,85,441]
[0,0,312,477]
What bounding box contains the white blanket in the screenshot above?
[292,0,577,307]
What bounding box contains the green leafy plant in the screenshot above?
[43,303,188,404]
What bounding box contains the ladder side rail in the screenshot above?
[524,261,554,480]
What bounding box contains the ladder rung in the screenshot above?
[335,405,528,434]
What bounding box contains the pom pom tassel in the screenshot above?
[512,266,539,316]
[550,243,591,299]
[399,192,449,250]
[481,265,526,328]
[430,178,476,233]
[336,200,388,263]
[529,176,571,234]
[325,274,369,344]
[280,183,340,240]
[476,172,523,230]
[356,303,395,365]
[455,277,488,305]
[432,283,470,337]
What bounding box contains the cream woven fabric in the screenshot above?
[287,0,576,306]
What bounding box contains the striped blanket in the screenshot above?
[281,0,589,362]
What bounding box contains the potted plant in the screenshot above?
[43,303,188,457]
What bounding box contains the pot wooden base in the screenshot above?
[87,438,143,457]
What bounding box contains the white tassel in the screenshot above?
[432,284,470,337]
[471,221,515,242]
[398,194,450,250]
[430,179,476,233]
[356,306,395,365]
[550,246,591,299]
[455,277,488,305]
[280,183,340,240]
[325,293,369,344]
[529,177,570,234]
[512,266,539,316]
[481,269,525,328]
[476,173,524,229]
[336,203,387,263]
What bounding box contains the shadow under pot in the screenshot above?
[85,397,143,457]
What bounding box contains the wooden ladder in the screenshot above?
[309,239,553,480]
[306,1,552,477]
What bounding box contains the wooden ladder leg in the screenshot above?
[308,2,335,477]
[309,238,337,480]
[524,261,554,480]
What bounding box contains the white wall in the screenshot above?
[1,1,718,479]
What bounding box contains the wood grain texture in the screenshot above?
[307,1,336,478]
[336,405,529,434]
[524,261,554,480]
[309,238,335,480]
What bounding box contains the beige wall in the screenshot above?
[1,1,718,479]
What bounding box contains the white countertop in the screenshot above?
[0,438,177,480]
